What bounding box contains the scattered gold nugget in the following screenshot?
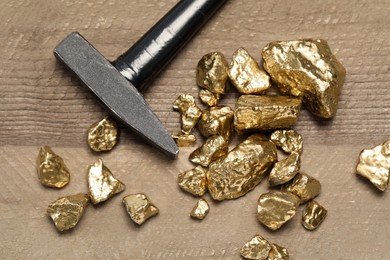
[123,193,159,225]
[173,94,202,135]
[271,129,303,155]
[302,200,327,231]
[228,47,271,94]
[240,234,271,260]
[282,173,321,204]
[37,146,70,188]
[196,51,229,94]
[269,152,301,187]
[234,95,301,133]
[88,159,125,205]
[207,134,277,200]
[262,39,346,118]
[87,116,118,152]
[171,132,196,147]
[178,166,208,196]
[198,106,234,140]
[356,141,390,191]
[257,191,299,230]
[269,243,289,260]
[47,193,89,232]
[189,135,228,167]
[190,198,210,220]
[199,89,220,107]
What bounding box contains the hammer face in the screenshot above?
[54,32,178,159]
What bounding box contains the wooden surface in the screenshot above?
[1,0,389,259]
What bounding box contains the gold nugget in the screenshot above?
[190,198,210,220]
[173,94,202,135]
[302,200,327,231]
[178,166,207,196]
[257,191,300,230]
[189,135,228,167]
[88,159,125,205]
[199,89,220,107]
[198,106,234,140]
[262,39,346,118]
[123,193,159,225]
[207,134,277,200]
[269,243,289,260]
[271,129,303,155]
[269,152,301,187]
[228,47,271,94]
[87,116,118,152]
[171,132,196,147]
[356,141,390,191]
[37,146,70,188]
[234,95,301,133]
[47,193,89,232]
[282,173,321,204]
[240,234,271,260]
[196,51,229,94]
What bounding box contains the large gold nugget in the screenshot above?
[356,141,390,191]
[262,39,346,118]
[228,47,271,94]
[240,234,271,260]
[257,191,300,230]
[302,200,327,231]
[269,152,301,187]
[271,129,303,155]
[37,146,70,188]
[189,135,228,167]
[171,132,196,147]
[88,159,125,205]
[178,166,207,196]
[207,134,277,200]
[269,244,289,260]
[196,51,229,94]
[234,95,301,133]
[282,173,321,204]
[87,116,118,152]
[199,89,220,107]
[123,193,159,225]
[198,106,234,140]
[190,198,210,220]
[173,94,202,135]
[47,193,89,232]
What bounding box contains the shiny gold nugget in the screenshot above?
[257,191,300,230]
[88,159,125,205]
[302,200,327,231]
[199,89,220,107]
[240,234,271,260]
[47,193,89,232]
[196,51,229,94]
[37,146,70,188]
[228,47,271,94]
[271,129,303,155]
[262,39,346,118]
[190,198,210,220]
[207,134,277,200]
[189,135,228,167]
[234,95,301,133]
[269,243,289,260]
[173,94,202,135]
[123,193,159,225]
[171,132,196,147]
[269,152,300,187]
[178,166,207,196]
[282,173,321,204]
[198,106,234,140]
[87,116,118,152]
[356,141,390,191]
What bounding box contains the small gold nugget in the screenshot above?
[234,95,301,133]
[199,89,220,107]
[173,94,202,135]
[262,39,346,118]
[302,200,327,231]
[240,234,271,260]
[87,116,118,152]
[228,47,271,94]
[196,51,229,94]
[198,106,234,140]
[123,193,159,225]
[207,134,277,200]
[257,191,300,230]
[356,141,390,191]
[189,135,228,167]
[282,173,321,204]
[171,132,196,147]
[37,146,70,188]
[269,152,301,187]
[47,193,89,232]
[190,198,210,220]
[269,243,289,260]
[271,129,303,155]
[178,166,207,196]
[88,159,125,205]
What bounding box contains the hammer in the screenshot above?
[54,0,227,159]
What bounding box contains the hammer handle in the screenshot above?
[113,0,227,92]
